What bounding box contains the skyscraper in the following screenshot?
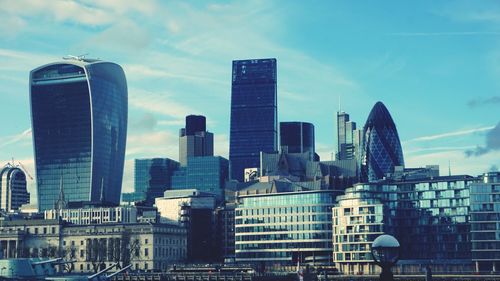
[360,102,404,182]
[130,158,179,205]
[179,115,213,166]
[30,58,127,211]
[280,122,315,160]
[229,58,277,182]
[0,164,30,211]
[337,111,356,160]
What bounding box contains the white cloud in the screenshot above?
[404,126,495,143]
[128,88,196,120]
[0,128,32,149]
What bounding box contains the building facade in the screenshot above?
[280,122,316,160]
[171,156,228,200]
[336,111,357,161]
[44,205,137,225]
[0,165,29,211]
[30,58,127,211]
[155,190,216,262]
[123,158,179,205]
[0,219,186,272]
[179,115,214,167]
[470,172,500,273]
[235,190,341,266]
[360,102,404,182]
[229,58,278,182]
[333,176,475,274]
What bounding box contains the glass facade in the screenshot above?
[131,158,179,205]
[30,60,127,211]
[360,102,404,182]
[470,172,500,273]
[333,176,474,274]
[0,166,29,211]
[229,59,277,182]
[280,122,315,159]
[171,156,229,199]
[235,190,340,265]
[337,112,356,160]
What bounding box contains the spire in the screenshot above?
[54,176,67,210]
[448,160,451,176]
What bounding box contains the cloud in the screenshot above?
[0,0,112,27]
[467,96,500,108]
[126,131,178,158]
[388,31,500,37]
[84,20,152,51]
[0,128,32,149]
[465,122,500,157]
[405,126,495,143]
[130,113,157,132]
[128,87,197,119]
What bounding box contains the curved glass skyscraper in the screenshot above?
[30,59,127,211]
[360,102,404,182]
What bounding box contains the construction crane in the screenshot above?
[17,161,34,181]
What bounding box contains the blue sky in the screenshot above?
[0,0,499,201]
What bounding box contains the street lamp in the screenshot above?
[371,234,400,281]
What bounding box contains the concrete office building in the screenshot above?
[30,58,127,211]
[179,115,213,167]
[0,219,186,272]
[155,190,216,262]
[229,58,278,182]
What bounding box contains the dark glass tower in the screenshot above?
[229,58,277,182]
[30,59,127,211]
[280,122,315,158]
[360,102,404,182]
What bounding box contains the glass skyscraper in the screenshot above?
[360,102,404,182]
[30,58,127,211]
[337,111,356,160]
[280,122,316,160]
[171,156,229,200]
[230,58,277,182]
[126,158,179,205]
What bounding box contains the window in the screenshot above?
[145,248,149,257]
[145,239,148,244]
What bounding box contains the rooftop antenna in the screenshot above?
[448,160,451,176]
[63,53,89,61]
[338,95,341,112]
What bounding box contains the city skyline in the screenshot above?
[0,1,499,203]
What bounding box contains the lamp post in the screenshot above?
[371,234,400,281]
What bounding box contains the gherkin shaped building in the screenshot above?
[360,102,404,182]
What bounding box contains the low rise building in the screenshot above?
[0,219,186,272]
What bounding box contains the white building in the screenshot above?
[44,206,137,225]
[155,189,216,224]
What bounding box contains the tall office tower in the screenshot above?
[133,158,179,206]
[337,111,357,160]
[0,164,30,211]
[179,115,214,166]
[229,58,278,182]
[30,58,127,211]
[360,102,404,182]
[280,122,315,160]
